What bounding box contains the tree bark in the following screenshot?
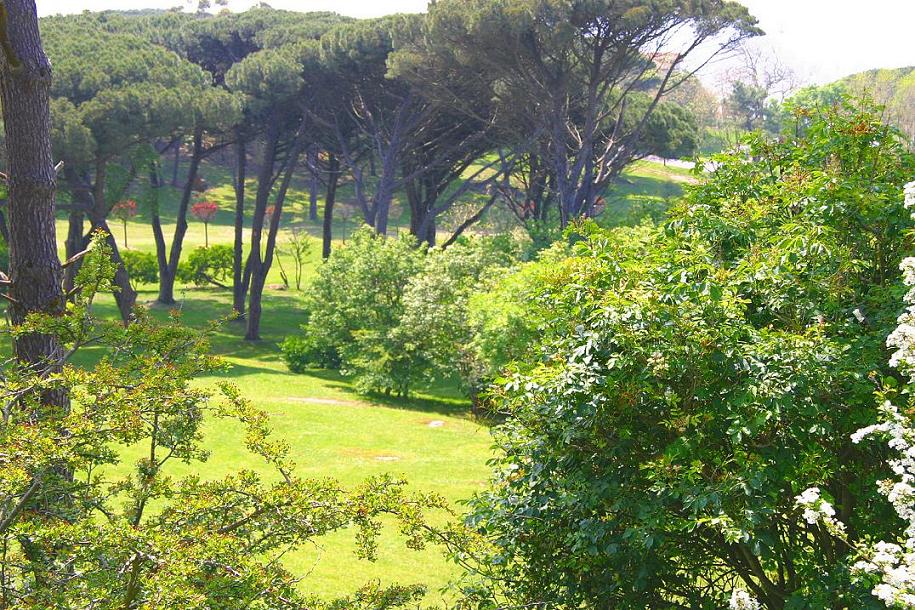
[171,139,181,187]
[155,127,203,305]
[322,154,339,259]
[85,158,136,323]
[0,0,67,379]
[232,135,247,318]
[245,125,303,341]
[308,144,319,222]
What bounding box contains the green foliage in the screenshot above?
[359,235,519,397]
[289,227,424,394]
[286,228,521,397]
[278,334,321,373]
[458,100,915,608]
[303,227,424,376]
[0,234,455,609]
[465,243,570,399]
[633,97,699,160]
[177,245,233,288]
[121,249,158,284]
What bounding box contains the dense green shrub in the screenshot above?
[178,245,233,288]
[284,228,425,393]
[457,101,915,608]
[278,335,338,373]
[121,249,158,284]
[361,234,520,397]
[283,228,521,396]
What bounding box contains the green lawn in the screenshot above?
[600,159,695,227]
[83,285,490,603]
[33,156,690,601]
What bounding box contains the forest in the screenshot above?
[1,0,915,608]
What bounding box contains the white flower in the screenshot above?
[905,181,915,209]
[795,487,821,504]
[828,181,915,609]
[729,588,761,610]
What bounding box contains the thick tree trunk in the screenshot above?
[232,136,247,318]
[406,177,438,246]
[0,6,73,575]
[322,154,339,259]
[155,127,203,305]
[0,0,66,377]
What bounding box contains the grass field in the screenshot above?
[29,156,690,601]
[84,286,490,603]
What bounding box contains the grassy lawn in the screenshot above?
[27,156,690,601]
[83,286,490,603]
[600,159,695,227]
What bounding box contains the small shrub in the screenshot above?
[279,335,339,372]
[122,249,158,284]
[178,245,233,288]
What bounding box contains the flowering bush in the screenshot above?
[110,199,138,222]
[803,180,915,609]
[190,199,218,223]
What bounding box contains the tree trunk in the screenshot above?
[155,127,203,305]
[0,0,67,377]
[308,145,319,222]
[86,158,136,323]
[63,208,86,295]
[171,139,181,187]
[245,127,303,341]
[242,122,280,340]
[322,154,339,259]
[0,5,72,575]
[232,136,247,318]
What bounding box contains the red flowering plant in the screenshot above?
[111,199,138,249]
[191,199,219,247]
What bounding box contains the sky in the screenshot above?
[36,0,915,88]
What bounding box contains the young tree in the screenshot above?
[191,199,219,248]
[110,199,137,249]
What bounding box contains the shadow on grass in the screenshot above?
[299,368,475,420]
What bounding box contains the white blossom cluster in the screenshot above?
[794,486,846,535]
[888,257,915,370]
[845,180,915,608]
[905,181,915,209]
[729,588,761,610]
[851,401,915,608]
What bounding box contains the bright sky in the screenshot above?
[36,0,915,87]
